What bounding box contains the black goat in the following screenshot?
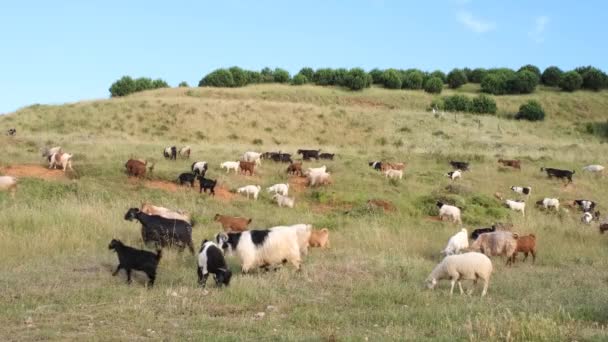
[297,149,321,160]
[470,226,496,240]
[124,208,194,254]
[450,161,469,171]
[197,240,232,288]
[163,146,177,160]
[108,239,162,287]
[178,172,197,187]
[319,153,335,160]
[270,153,293,163]
[541,167,575,183]
[198,175,217,195]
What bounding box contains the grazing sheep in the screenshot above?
[270,224,312,256]
[308,171,331,187]
[108,239,161,288]
[124,208,194,254]
[540,167,575,183]
[273,193,295,208]
[436,202,462,224]
[49,152,73,172]
[197,175,217,195]
[125,159,150,178]
[384,169,403,180]
[191,161,208,176]
[267,183,289,196]
[510,186,531,196]
[164,146,177,160]
[237,185,261,200]
[179,146,191,159]
[319,153,335,160]
[221,161,240,173]
[309,228,330,249]
[498,159,521,170]
[242,151,262,165]
[511,234,536,264]
[141,203,191,224]
[426,252,493,297]
[505,199,526,216]
[178,172,197,187]
[536,198,560,211]
[583,165,604,173]
[450,161,469,171]
[442,228,469,255]
[239,161,256,176]
[0,176,17,197]
[470,231,518,266]
[574,199,596,213]
[297,149,321,161]
[215,229,301,273]
[197,240,232,288]
[214,214,252,232]
[286,161,303,176]
[446,170,462,180]
[470,226,496,240]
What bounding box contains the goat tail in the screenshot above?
[156,249,163,260]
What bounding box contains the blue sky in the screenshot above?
[0,0,606,113]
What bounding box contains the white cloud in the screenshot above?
[457,11,495,33]
[529,15,549,43]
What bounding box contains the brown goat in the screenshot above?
[511,234,536,264]
[125,159,147,177]
[239,161,255,176]
[498,159,521,170]
[214,214,252,232]
[286,161,303,176]
[309,228,330,248]
[380,162,405,172]
[600,223,608,234]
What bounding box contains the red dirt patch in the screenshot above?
[366,199,396,212]
[0,164,69,180]
[135,178,238,202]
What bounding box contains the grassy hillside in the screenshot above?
[1,85,608,341]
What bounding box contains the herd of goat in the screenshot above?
[1,142,607,296]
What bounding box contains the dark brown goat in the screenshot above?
[239,161,255,176]
[498,159,521,170]
[286,161,303,176]
[125,159,148,178]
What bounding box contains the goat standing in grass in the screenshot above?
[108,239,162,288]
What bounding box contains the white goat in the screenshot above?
[273,193,295,208]
[442,228,469,255]
[308,171,331,186]
[49,152,73,172]
[0,176,17,197]
[270,224,312,255]
[384,169,403,180]
[237,185,261,200]
[267,183,289,196]
[537,198,559,211]
[505,199,526,216]
[242,151,262,165]
[583,165,604,173]
[221,161,240,173]
[437,202,462,224]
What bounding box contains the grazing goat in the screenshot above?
[369,161,383,171]
[273,193,295,208]
[267,183,289,196]
[319,153,335,160]
[446,170,462,180]
[124,208,194,254]
[511,234,536,264]
[470,226,496,240]
[380,162,405,172]
[242,151,262,165]
[178,172,197,187]
[7,128,16,136]
[164,146,177,160]
[197,240,232,288]
[298,149,321,161]
[583,165,604,173]
[267,152,292,163]
[42,146,62,163]
[179,146,191,159]
[540,167,575,183]
[197,175,217,195]
[498,159,521,170]
[426,252,493,297]
[239,161,256,176]
[470,231,518,266]
[511,186,531,196]
[221,161,239,173]
[286,161,303,176]
[306,165,327,176]
[384,169,403,180]
[191,161,208,176]
[0,176,17,197]
[536,198,560,211]
[215,229,301,273]
[270,224,312,256]
[450,161,469,171]
[505,199,526,216]
[574,199,596,212]
[108,239,161,288]
[442,228,469,255]
[125,159,151,178]
[49,152,73,172]
[141,203,191,223]
[600,222,608,234]
[581,212,593,224]
[308,171,331,187]
[436,201,462,224]
[237,185,261,200]
[214,214,252,232]
[309,228,330,248]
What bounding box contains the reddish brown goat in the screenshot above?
[510,234,536,264]
[286,161,303,176]
[600,224,608,234]
[214,214,252,232]
[498,159,521,170]
[125,159,147,178]
[239,161,255,176]
[380,162,405,172]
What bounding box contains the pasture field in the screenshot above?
[1,84,608,341]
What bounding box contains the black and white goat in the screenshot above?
[108,239,162,287]
[197,240,232,288]
[191,161,208,176]
[574,199,597,212]
[510,186,532,196]
[124,208,194,254]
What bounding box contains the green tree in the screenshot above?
[199,68,234,87]
[291,73,308,85]
[345,68,370,90]
[470,95,497,114]
[381,69,402,89]
[402,70,424,89]
[109,76,136,97]
[430,70,447,83]
[260,67,274,83]
[469,68,487,83]
[517,64,541,80]
[134,77,153,92]
[423,77,443,94]
[313,68,335,86]
[516,100,545,121]
[541,66,563,87]
[273,68,291,83]
[447,69,467,88]
[369,68,384,84]
[298,67,314,81]
[178,81,189,87]
[229,66,249,87]
[559,71,583,92]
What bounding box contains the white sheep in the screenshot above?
[273,193,295,208]
[270,224,312,256]
[583,165,604,173]
[442,228,469,255]
[384,169,403,180]
[216,228,301,272]
[426,252,493,297]
[242,151,262,165]
[536,198,559,211]
[436,202,462,224]
[445,170,462,180]
[505,199,525,216]
[0,176,17,197]
[267,183,289,196]
[220,161,240,173]
[237,185,261,200]
[49,152,73,172]
[308,171,331,187]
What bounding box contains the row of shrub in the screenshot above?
[109,76,169,97]
[429,95,545,121]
